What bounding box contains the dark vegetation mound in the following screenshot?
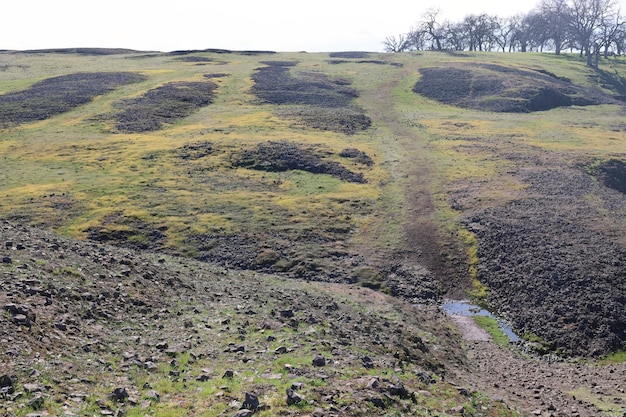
[167,49,276,56]
[0,72,146,126]
[329,59,404,67]
[113,81,217,132]
[413,64,611,112]
[465,167,626,356]
[277,106,372,135]
[588,158,626,194]
[233,141,367,183]
[179,140,215,160]
[19,48,141,55]
[251,62,357,107]
[250,61,371,134]
[339,147,375,166]
[86,212,167,250]
[329,51,372,59]
[173,56,214,62]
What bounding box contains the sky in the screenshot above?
[2,0,626,53]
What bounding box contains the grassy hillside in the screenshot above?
[0,48,625,357]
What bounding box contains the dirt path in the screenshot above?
[360,64,469,297]
[448,316,626,417]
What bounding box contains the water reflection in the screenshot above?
[441,300,521,343]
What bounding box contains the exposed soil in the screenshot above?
[413,63,613,112]
[112,80,217,132]
[0,72,146,126]
[362,68,471,299]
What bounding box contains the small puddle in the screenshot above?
[441,300,521,343]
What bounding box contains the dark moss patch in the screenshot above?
[204,73,230,79]
[329,52,371,59]
[250,61,371,134]
[589,158,626,194]
[174,56,214,62]
[19,48,141,55]
[233,141,366,183]
[329,59,404,67]
[0,72,146,126]
[113,81,217,132]
[278,106,371,135]
[86,212,167,250]
[179,141,215,160]
[413,63,611,112]
[339,148,374,166]
[251,64,357,107]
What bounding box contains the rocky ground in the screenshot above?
[456,317,626,417]
[2,218,624,417]
[460,150,626,357]
[0,220,519,417]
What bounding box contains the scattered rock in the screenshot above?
[286,388,304,405]
[27,395,44,410]
[23,383,41,393]
[388,381,410,399]
[362,356,375,369]
[279,309,294,318]
[312,354,326,367]
[145,390,160,402]
[111,387,129,402]
[241,392,259,411]
[232,409,254,417]
[291,382,304,391]
[0,374,16,389]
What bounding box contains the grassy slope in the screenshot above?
[1,48,625,316]
[1,51,625,266]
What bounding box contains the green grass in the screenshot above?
[473,316,509,347]
[598,350,626,365]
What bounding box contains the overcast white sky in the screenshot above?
[3,0,626,52]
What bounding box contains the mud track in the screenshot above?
[363,68,470,298]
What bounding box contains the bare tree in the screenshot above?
[537,0,572,54]
[419,8,446,50]
[383,0,625,57]
[568,0,615,63]
[597,6,626,57]
[406,27,427,51]
[463,14,500,51]
[383,34,410,53]
[493,16,518,52]
[444,21,468,50]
